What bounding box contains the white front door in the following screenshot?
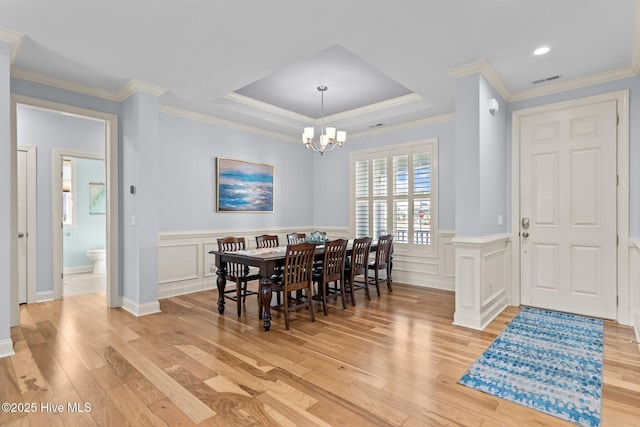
[17,149,28,304]
[520,99,618,319]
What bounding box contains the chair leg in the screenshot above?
[373,269,381,296]
[386,265,393,292]
[242,281,248,303]
[236,280,242,317]
[308,284,315,322]
[363,275,371,301]
[283,290,290,330]
[339,279,347,309]
[349,280,356,306]
[322,282,328,316]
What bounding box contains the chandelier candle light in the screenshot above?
[303,86,346,155]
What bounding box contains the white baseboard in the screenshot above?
[36,290,56,303]
[453,296,508,330]
[64,265,93,275]
[0,339,15,358]
[159,280,216,299]
[121,298,161,317]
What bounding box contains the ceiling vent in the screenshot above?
[532,75,561,85]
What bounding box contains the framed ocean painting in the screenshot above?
[216,157,274,212]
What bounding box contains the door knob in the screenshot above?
[18,232,25,238]
[522,232,529,238]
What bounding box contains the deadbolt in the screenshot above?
[521,218,530,229]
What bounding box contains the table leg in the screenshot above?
[260,276,272,331]
[216,265,227,314]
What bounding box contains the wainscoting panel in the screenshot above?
[452,234,511,330]
[158,243,200,284]
[157,228,457,299]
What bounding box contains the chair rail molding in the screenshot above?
[452,234,511,330]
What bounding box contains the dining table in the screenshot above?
[209,241,383,331]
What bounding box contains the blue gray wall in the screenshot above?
[158,113,315,231]
[63,158,106,269]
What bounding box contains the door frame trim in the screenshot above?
[510,90,630,324]
[52,149,105,299]
[10,95,120,319]
[17,145,36,304]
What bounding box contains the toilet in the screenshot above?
[86,249,106,275]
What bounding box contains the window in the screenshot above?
[62,157,77,227]
[351,139,438,252]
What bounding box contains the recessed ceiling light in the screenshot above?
[534,46,550,56]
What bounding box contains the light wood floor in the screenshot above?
[1,283,639,426]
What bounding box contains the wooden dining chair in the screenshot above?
[367,234,394,295]
[217,237,260,316]
[267,242,316,330]
[344,236,372,306]
[255,234,279,248]
[312,239,348,315]
[286,232,306,244]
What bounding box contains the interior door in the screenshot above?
[520,100,617,319]
[17,149,28,304]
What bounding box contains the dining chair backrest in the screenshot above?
[322,239,348,281]
[282,243,316,288]
[350,237,372,275]
[256,234,279,248]
[374,234,393,268]
[217,236,246,252]
[218,236,249,274]
[287,232,306,244]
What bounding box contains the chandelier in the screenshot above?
[302,86,346,155]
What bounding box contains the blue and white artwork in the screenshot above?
[217,158,274,212]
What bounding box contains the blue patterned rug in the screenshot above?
[459,307,604,427]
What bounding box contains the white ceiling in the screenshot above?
[0,1,637,141]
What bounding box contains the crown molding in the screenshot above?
[322,93,424,124]
[11,67,122,101]
[448,60,512,101]
[224,92,314,124]
[349,112,456,140]
[509,67,637,102]
[0,27,23,65]
[159,104,298,143]
[225,92,425,127]
[117,80,167,100]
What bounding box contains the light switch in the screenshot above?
[497,214,503,226]
[131,215,136,226]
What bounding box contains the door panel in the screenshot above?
[520,100,617,319]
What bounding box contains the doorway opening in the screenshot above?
[60,154,107,297]
[11,95,119,323]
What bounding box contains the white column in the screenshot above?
[121,81,166,316]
